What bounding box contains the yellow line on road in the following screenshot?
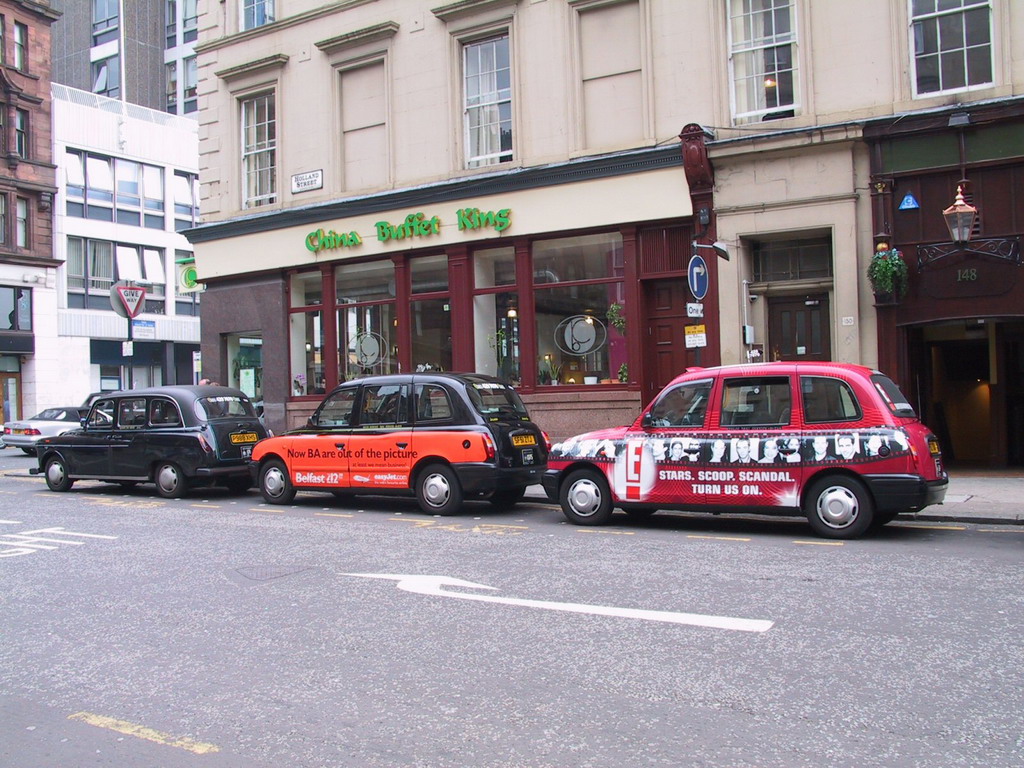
[314,512,354,518]
[577,528,635,536]
[190,504,221,509]
[687,534,751,542]
[977,527,1024,533]
[67,712,219,754]
[250,507,283,514]
[894,523,966,531]
[793,540,844,546]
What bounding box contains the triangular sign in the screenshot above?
[117,285,147,318]
[898,193,920,210]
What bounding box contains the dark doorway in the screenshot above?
[766,294,832,361]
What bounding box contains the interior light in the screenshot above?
[764,77,777,88]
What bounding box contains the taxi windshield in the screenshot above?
[466,382,530,419]
[195,396,256,421]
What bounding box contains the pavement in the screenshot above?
[526,469,1024,527]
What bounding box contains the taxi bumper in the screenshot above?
[863,474,948,513]
[453,462,547,494]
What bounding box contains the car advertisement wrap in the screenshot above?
[550,428,917,507]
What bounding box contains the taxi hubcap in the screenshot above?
[815,485,858,528]
[46,461,65,486]
[157,465,180,493]
[567,478,602,517]
[263,467,286,497]
[422,473,450,507]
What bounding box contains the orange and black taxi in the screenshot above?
[251,373,549,515]
[542,362,948,539]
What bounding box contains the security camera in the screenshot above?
[749,294,759,302]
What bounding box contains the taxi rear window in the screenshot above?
[196,396,256,420]
[466,382,530,420]
[871,374,917,418]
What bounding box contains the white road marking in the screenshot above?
[344,573,774,633]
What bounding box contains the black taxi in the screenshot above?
[251,373,549,514]
[31,385,269,498]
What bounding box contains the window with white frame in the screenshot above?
[14,109,27,157]
[13,21,26,70]
[116,244,166,303]
[242,0,274,31]
[165,0,177,47]
[66,150,166,227]
[15,197,27,247]
[911,0,992,96]
[183,0,198,42]
[173,171,199,231]
[728,0,798,123]
[165,62,178,112]
[93,0,120,45]
[241,93,276,208]
[183,56,198,113]
[463,34,512,168]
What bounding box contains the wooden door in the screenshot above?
[767,294,832,362]
[643,279,704,402]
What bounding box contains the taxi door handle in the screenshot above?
[334,442,345,450]
[396,442,408,449]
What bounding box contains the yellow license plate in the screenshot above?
[511,434,536,447]
[928,438,940,456]
[230,432,259,444]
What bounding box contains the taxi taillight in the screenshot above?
[483,433,496,461]
[542,431,552,453]
[197,434,214,453]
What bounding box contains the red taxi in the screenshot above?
[541,362,948,539]
[251,373,548,515]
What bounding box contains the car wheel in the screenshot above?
[560,468,614,525]
[259,459,295,504]
[416,463,463,516]
[154,462,190,499]
[804,475,874,539]
[44,456,74,492]
[489,487,525,510]
[21,447,36,456]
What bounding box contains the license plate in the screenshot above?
[14,429,27,435]
[230,432,259,444]
[512,434,536,447]
[522,449,534,464]
[241,445,253,459]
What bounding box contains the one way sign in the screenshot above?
[116,285,147,318]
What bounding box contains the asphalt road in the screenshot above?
[1,448,1022,767]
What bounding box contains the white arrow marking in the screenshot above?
[344,573,773,633]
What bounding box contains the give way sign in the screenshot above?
[116,285,147,318]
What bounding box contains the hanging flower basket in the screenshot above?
[868,245,908,305]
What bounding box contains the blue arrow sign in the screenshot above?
[688,254,709,301]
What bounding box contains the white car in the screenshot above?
[3,407,89,455]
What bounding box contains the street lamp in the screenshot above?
[942,185,977,243]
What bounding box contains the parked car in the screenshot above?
[542,362,948,539]
[251,373,549,514]
[30,385,269,498]
[3,407,90,455]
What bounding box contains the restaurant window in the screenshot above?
[533,233,625,386]
[473,246,519,384]
[410,255,451,373]
[336,260,397,381]
[289,272,325,396]
[911,0,992,96]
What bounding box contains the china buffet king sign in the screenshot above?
[304,206,512,253]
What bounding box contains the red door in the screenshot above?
[644,279,705,402]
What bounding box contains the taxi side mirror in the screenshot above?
[640,412,653,429]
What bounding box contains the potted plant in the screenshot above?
[606,303,626,334]
[868,244,909,304]
[618,363,628,383]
